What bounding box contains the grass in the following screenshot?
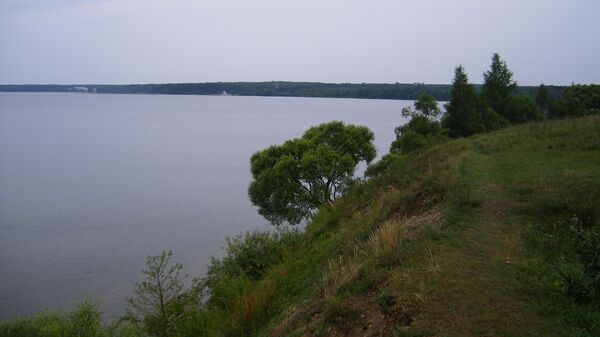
[368,219,404,259]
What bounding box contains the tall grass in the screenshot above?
[368,219,403,258]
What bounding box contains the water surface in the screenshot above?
[0,93,410,320]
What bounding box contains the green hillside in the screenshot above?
[2,116,599,337]
[241,115,600,337]
[195,115,600,337]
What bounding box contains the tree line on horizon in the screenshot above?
[0,81,555,102]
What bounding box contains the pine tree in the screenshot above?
[481,53,517,119]
[442,66,483,137]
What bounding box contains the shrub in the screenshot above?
[504,95,543,124]
[481,107,510,131]
[203,229,300,287]
[550,84,600,118]
[391,94,448,155]
[0,302,114,337]
[365,153,406,178]
[532,183,600,304]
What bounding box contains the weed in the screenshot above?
[368,219,403,259]
[374,290,396,312]
[322,296,356,325]
[320,256,363,298]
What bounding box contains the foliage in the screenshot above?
[442,66,484,137]
[0,82,549,101]
[504,95,543,123]
[390,116,446,154]
[536,84,553,115]
[126,250,187,337]
[530,184,600,305]
[550,84,600,118]
[481,53,518,120]
[364,153,406,178]
[402,93,441,118]
[0,302,125,337]
[0,82,452,101]
[480,106,510,131]
[248,121,376,225]
[203,228,301,286]
[390,94,447,154]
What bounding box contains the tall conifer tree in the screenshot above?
[481,53,517,118]
[443,66,482,137]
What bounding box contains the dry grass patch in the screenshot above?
[320,256,363,298]
[368,219,403,258]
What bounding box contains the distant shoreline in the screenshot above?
[0,81,552,101]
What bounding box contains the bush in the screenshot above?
[0,302,120,337]
[364,153,406,178]
[550,85,600,118]
[391,115,447,155]
[504,95,543,124]
[481,107,510,131]
[532,183,600,304]
[202,228,301,290]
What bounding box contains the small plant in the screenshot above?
[368,220,403,258]
[126,250,187,337]
[323,296,356,325]
[374,290,396,312]
[320,256,363,298]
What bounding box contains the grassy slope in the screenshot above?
[243,116,600,337]
[4,116,597,337]
[393,118,600,337]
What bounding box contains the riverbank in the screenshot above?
[3,115,599,336]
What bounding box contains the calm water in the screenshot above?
[0,92,410,321]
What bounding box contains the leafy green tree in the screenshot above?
[405,93,441,118]
[126,250,186,337]
[442,66,483,137]
[480,107,510,131]
[248,121,376,225]
[481,53,518,121]
[535,84,552,114]
[391,94,446,154]
[551,84,600,118]
[505,95,543,123]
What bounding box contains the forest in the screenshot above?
[0,81,548,101]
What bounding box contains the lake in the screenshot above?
[0,92,411,321]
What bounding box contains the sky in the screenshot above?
[0,0,599,85]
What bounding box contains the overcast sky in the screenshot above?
[1,0,598,85]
